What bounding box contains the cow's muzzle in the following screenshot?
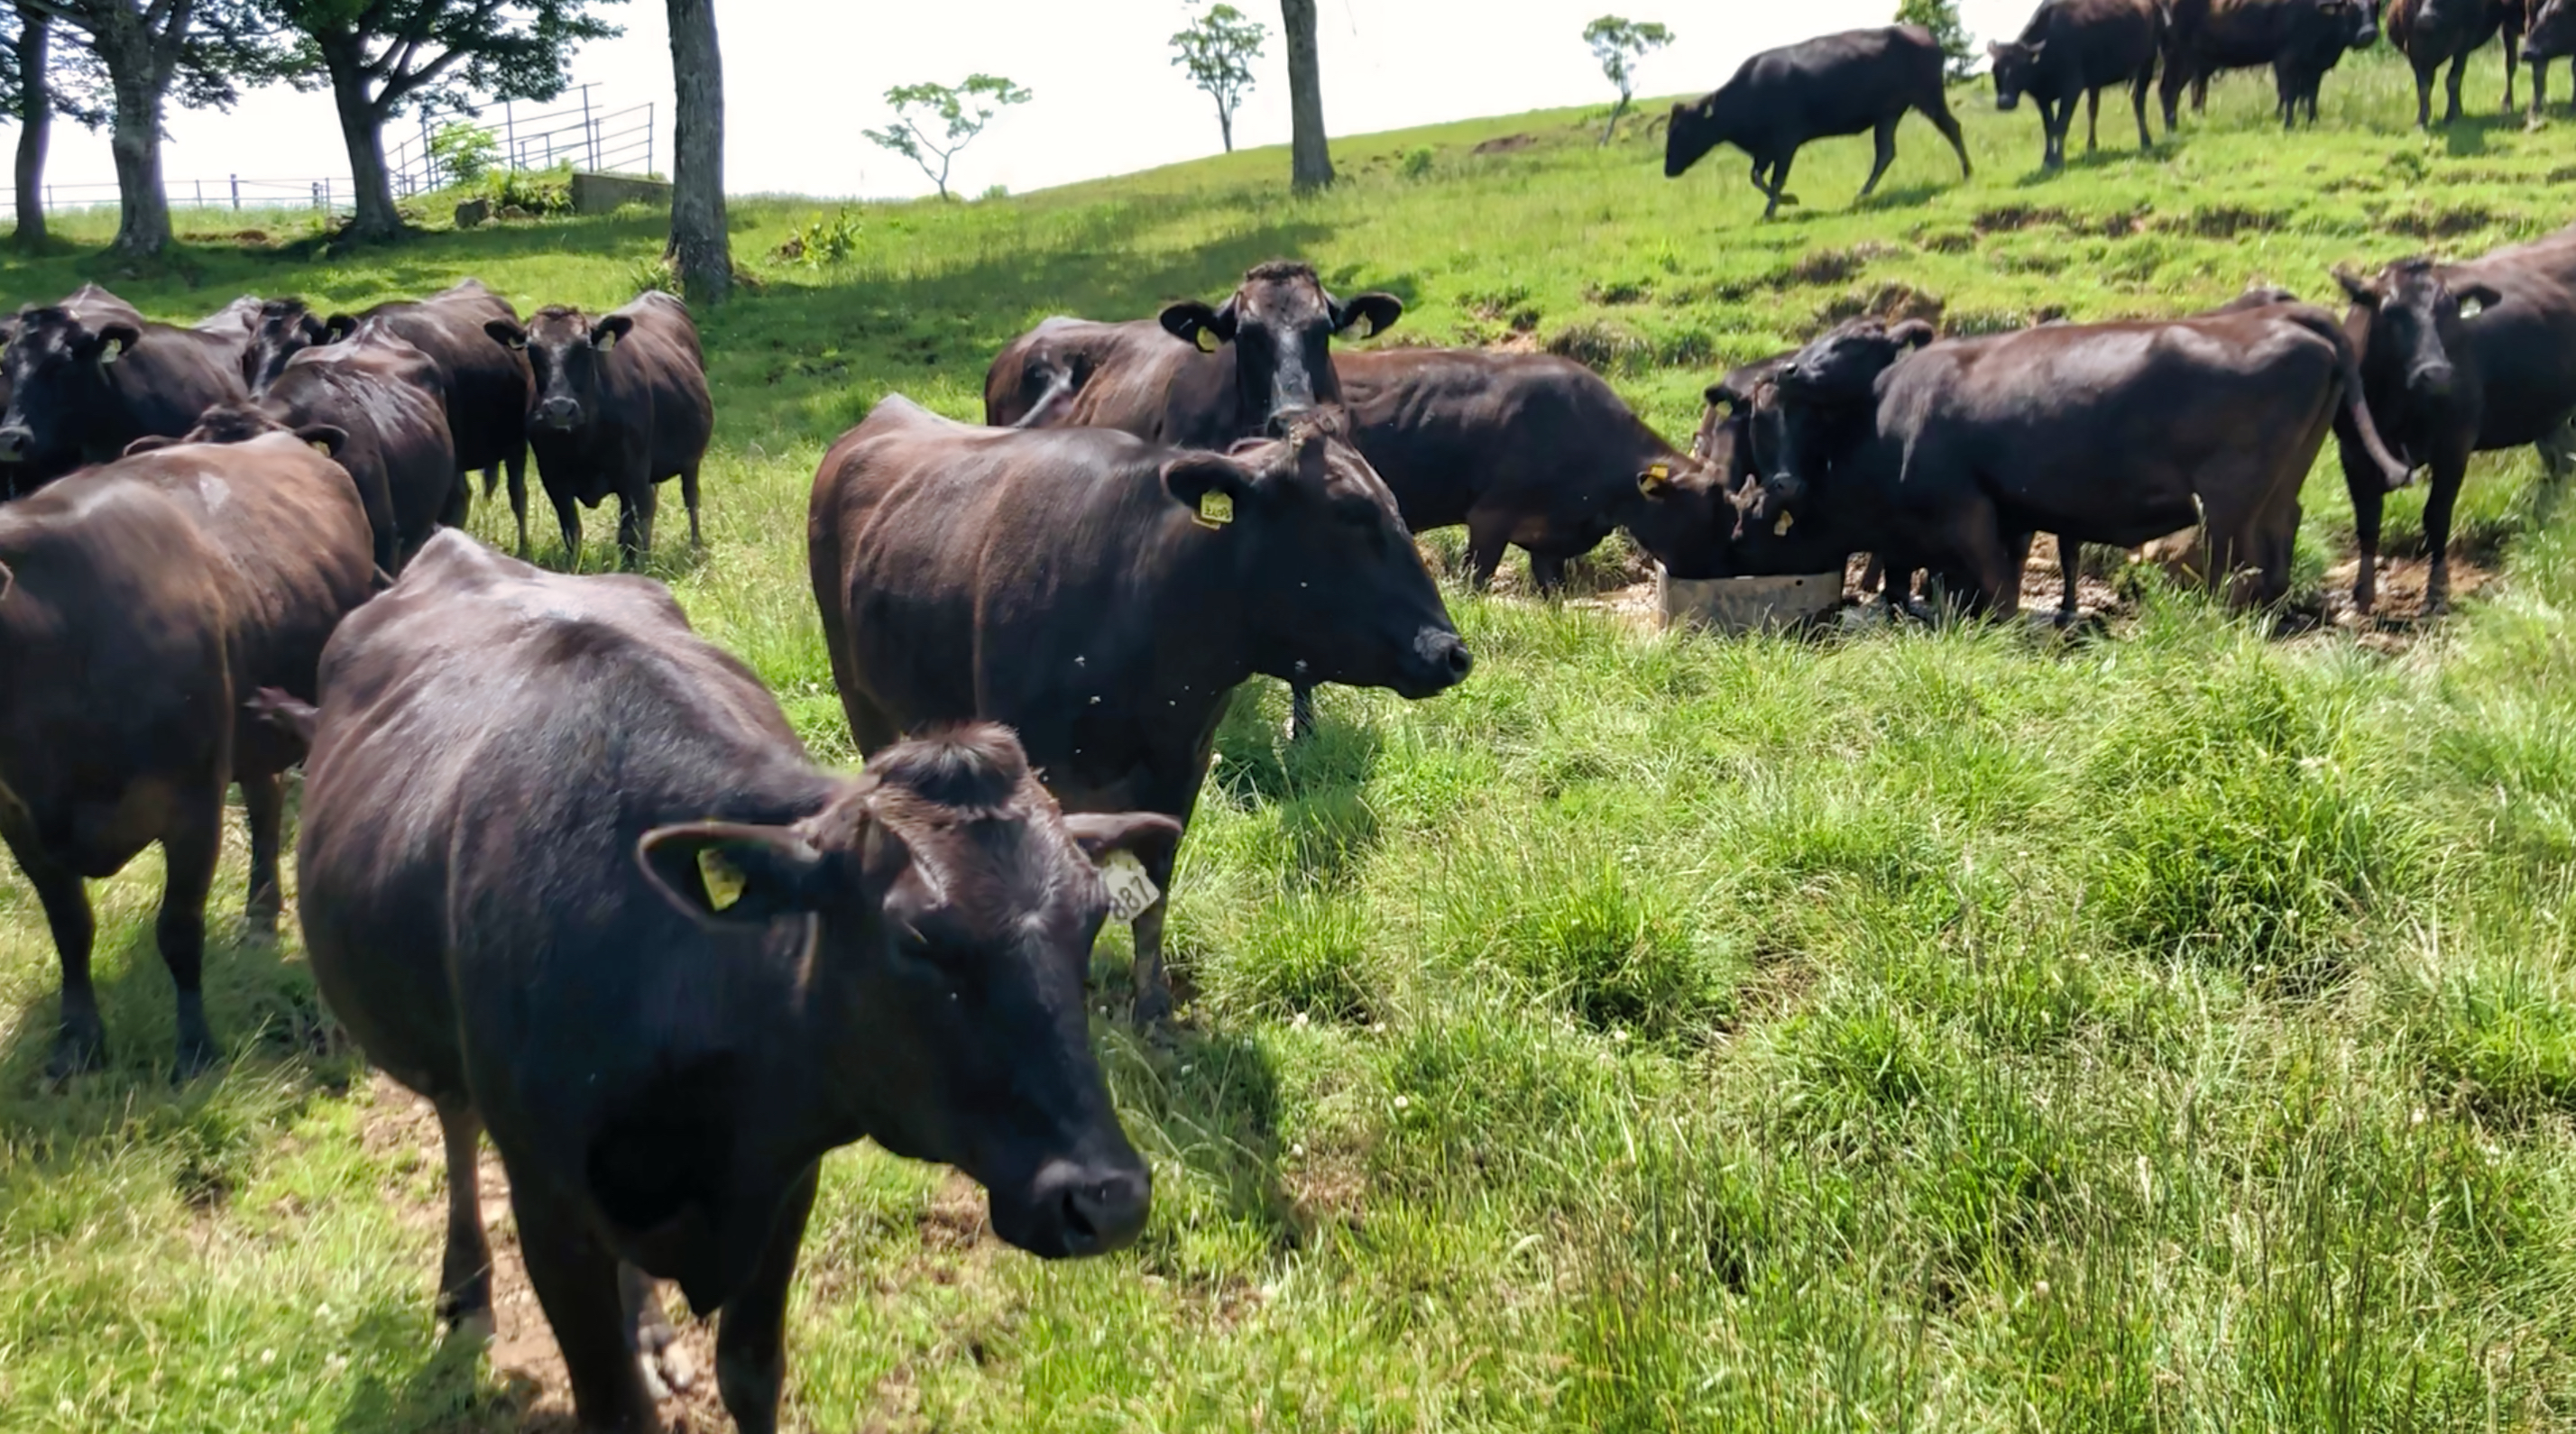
[535,398,584,431]
[998,1157,1151,1259]
[2406,362,2458,402]
[1399,630,1474,698]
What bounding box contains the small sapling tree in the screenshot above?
[1171,1,1265,153]
[863,74,1030,201]
[1584,14,1673,145]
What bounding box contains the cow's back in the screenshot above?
[1740,26,1942,138]
[1339,348,1653,531]
[618,293,714,473]
[2450,226,2576,446]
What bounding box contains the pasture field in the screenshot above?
[8,48,2576,1431]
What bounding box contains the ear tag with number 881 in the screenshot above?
[1100,851,1161,924]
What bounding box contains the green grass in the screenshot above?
[8,49,2576,1430]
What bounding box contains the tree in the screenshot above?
[1581,14,1671,145]
[265,0,623,244]
[19,0,281,261]
[1170,1,1263,154]
[1280,0,1329,188]
[861,74,1028,202]
[663,0,726,304]
[2,5,51,247]
[1895,0,1975,83]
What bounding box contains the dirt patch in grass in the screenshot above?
[2381,204,2498,240]
[1809,281,1945,334]
[1471,133,1538,155]
[1973,205,2070,234]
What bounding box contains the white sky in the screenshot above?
[28,0,2034,206]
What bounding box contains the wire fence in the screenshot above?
[23,85,655,218]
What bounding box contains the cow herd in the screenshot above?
[1670,3,2576,203]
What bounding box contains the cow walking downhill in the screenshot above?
[1664,26,1973,219]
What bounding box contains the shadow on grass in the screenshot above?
[330,1310,516,1433]
[1108,1019,1305,1254]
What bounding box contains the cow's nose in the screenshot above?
[2409,363,2457,400]
[1410,630,1474,693]
[1266,403,1318,437]
[1026,1160,1150,1257]
[536,398,580,429]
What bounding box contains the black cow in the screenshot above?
[251,281,536,548]
[2334,229,2576,616]
[1664,26,1973,220]
[139,319,458,574]
[1991,0,2166,168]
[983,262,1403,445]
[1730,308,2408,611]
[810,398,1470,1023]
[2388,0,2523,125]
[2162,0,2381,127]
[277,529,1162,1432]
[0,431,377,1079]
[0,291,249,490]
[2526,0,2576,116]
[484,291,713,568]
[1330,346,1740,588]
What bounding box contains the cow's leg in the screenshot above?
[2535,60,2552,124]
[240,768,284,937]
[2342,440,2388,617]
[2193,72,2210,113]
[158,788,223,1080]
[1860,117,1901,199]
[617,483,659,572]
[1127,798,1195,1025]
[1465,510,1513,592]
[1924,94,1973,178]
[679,464,704,549]
[2133,63,2156,146]
[443,469,473,530]
[2445,53,2469,124]
[1288,683,1320,743]
[506,451,533,556]
[2085,87,2103,152]
[1944,506,2023,618]
[620,1264,683,1398]
[1530,551,1568,593]
[511,1188,661,1432]
[2059,534,2084,622]
[7,824,104,1079]
[2160,56,2189,129]
[714,1163,820,1434]
[2505,32,2521,113]
[1767,153,1799,207]
[551,492,584,570]
[2045,97,2068,169]
[2420,449,2470,617]
[2415,62,2437,129]
[435,1099,494,1339]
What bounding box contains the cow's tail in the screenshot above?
[245,687,321,748]
[2290,307,2411,492]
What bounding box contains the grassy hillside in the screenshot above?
[5,49,2576,1430]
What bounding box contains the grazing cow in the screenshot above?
[0,431,376,1080]
[276,531,1160,1433]
[0,291,249,490]
[2526,0,2576,115]
[1663,26,1973,220]
[1331,347,1740,588]
[1990,0,2166,169]
[484,291,713,568]
[2162,0,2381,127]
[982,262,1404,445]
[137,320,458,574]
[2388,0,2523,125]
[810,397,1471,1022]
[2333,231,2576,616]
[251,282,536,547]
[1728,308,2408,612]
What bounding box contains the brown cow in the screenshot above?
[2334,226,2576,615]
[1989,0,2167,170]
[0,430,377,1080]
[810,397,1470,1023]
[0,288,250,490]
[2162,0,2381,128]
[276,530,1162,1431]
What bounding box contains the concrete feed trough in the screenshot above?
[1659,569,1845,633]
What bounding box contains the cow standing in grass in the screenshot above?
[1990,0,2167,169]
[2525,0,2576,116]
[2387,0,2524,126]
[0,289,249,492]
[2161,0,2382,127]
[1662,26,1973,220]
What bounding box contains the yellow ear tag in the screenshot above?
[1193,326,1221,354]
[698,849,747,912]
[595,331,618,353]
[1348,314,1375,340]
[1196,489,1234,529]
[1638,462,1671,498]
[1773,510,1795,537]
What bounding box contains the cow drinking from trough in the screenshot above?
[273,530,1162,1433]
[2333,226,2576,616]
[0,430,377,1080]
[1728,307,2409,613]
[1663,26,1973,220]
[0,290,249,491]
[811,397,1471,1024]
[485,291,714,569]
[1989,0,2166,170]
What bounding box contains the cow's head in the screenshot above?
[486,306,631,433]
[2527,0,2576,61]
[1664,85,1745,178]
[1744,317,1933,522]
[0,306,143,480]
[2337,258,2498,411]
[1157,262,1400,437]
[2324,0,2378,50]
[1989,41,2044,110]
[639,723,1163,1259]
[122,401,346,459]
[246,298,334,395]
[1161,409,1471,698]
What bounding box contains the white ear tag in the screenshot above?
[2459,297,2485,319]
[698,849,747,911]
[1348,313,1375,339]
[1100,850,1161,924]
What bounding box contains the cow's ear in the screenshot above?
[94,323,141,366]
[1637,458,1680,500]
[1160,299,1235,354]
[122,434,181,456]
[1162,453,1256,528]
[1890,320,1937,350]
[1704,381,1752,416]
[323,314,358,343]
[484,318,529,351]
[639,822,833,926]
[2455,283,2502,319]
[2333,268,2380,308]
[293,423,349,457]
[1062,812,1184,871]
[591,314,635,352]
[1331,291,1403,340]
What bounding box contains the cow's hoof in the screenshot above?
[171,1036,220,1085]
[445,1310,495,1347]
[1131,987,1173,1027]
[44,1026,106,1084]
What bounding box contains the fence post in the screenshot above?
[582,84,596,170]
[648,103,654,177]
[231,174,240,210]
[505,101,516,172]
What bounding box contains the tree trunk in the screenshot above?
[1282,0,1332,190]
[1599,95,1628,146]
[1218,98,1233,153]
[323,37,403,243]
[12,3,48,250]
[664,0,731,305]
[106,52,168,260]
